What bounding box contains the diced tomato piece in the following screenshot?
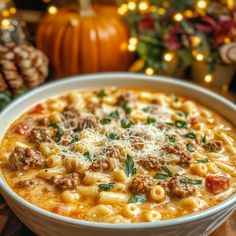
[12,122,31,135]
[189,117,199,126]
[28,104,45,114]
[206,175,231,195]
[52,204,72,216]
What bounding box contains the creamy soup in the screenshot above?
[0,88,236,223]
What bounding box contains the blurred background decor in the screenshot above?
[37,0,133,77]
[118,0,236,91]
[0,0,49,110]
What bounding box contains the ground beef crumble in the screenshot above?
[129,175,158,194]
[162,144,192,167]
[28,127,53,144]
[138,156,164,171]
[9,147,46,171]
[51,173,80,191]
[167,176,196,198]
[202,140,223,152]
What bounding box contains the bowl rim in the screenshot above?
[0,72,236,230]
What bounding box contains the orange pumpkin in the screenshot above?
[36,0,133,77]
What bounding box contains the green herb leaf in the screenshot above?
[171,95,179,103]
[176,111,188,117]
[107,133,119,141]
[122,104,131,115]
[97,90,107,98]
[84,151,92,161]
[100,118,111,125]
[185,132,196,139]
[175,120,188,128]
[128,194,147,203]
[153,173,169,179]
[70,134,79,144]
[109,110,120,119]
[147,117,156,124]
[143,107,149,112]
[165,134,176,143]
[161,165,174,177]
[121,119,133,129]
[98,182,115,192]
[202,134,207,143]
[186,143,195,152]
[50,122,64,138]
[124,155,136,177]
[166,122,174,126]
[197,158,209,163]
[180,177,202,185]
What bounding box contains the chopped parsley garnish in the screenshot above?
[166,122,174,126]
[107,133,119,141]
[185,132,196,139]
[124,155,136,177]
[180,177,202,185]
[50,122,64,138]
[143,107,150,112]
[128,194,147,203]
[121,118,133,129]
[171,95,179,103]
[175,120,188,128]
[197,158,209,163]
[202,134,207,143]
[154,165,174,179]
[100,118,111,125]
[122,104,131,115]
[176,111,188,117]
[84,151,92,161]
[147,117,156,124]
[70,134,79,144]
[109,110,120,119]
[186,143,195,152]
[98,183,115,192]
[97,89,107,98]
[165,134,176,143]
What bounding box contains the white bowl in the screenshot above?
[0,73,235,236]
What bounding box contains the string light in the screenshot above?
[150,5,157,12]
[128,37,138,52]
[138,1,149,12]
[1,19,11,30]
[184,10,194,18]
[191,36,201,46]
[145,67,154,75]
[48,5,58,15]
[118,4,128,15]
[128,1,136,11]
[224,37,231,44]
[157,8,166,15]
[204,74,213,83]
[162,1,170,8]
[9,7,17,14]
[173,13,184,22]
[2,10,10,17]
[163,52,174,62]
[195,53,204,61]
[197,0,208,9]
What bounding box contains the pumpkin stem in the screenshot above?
[79,0,95,16]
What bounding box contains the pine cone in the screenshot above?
[0,43,49,92]
[219,42,236,65]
